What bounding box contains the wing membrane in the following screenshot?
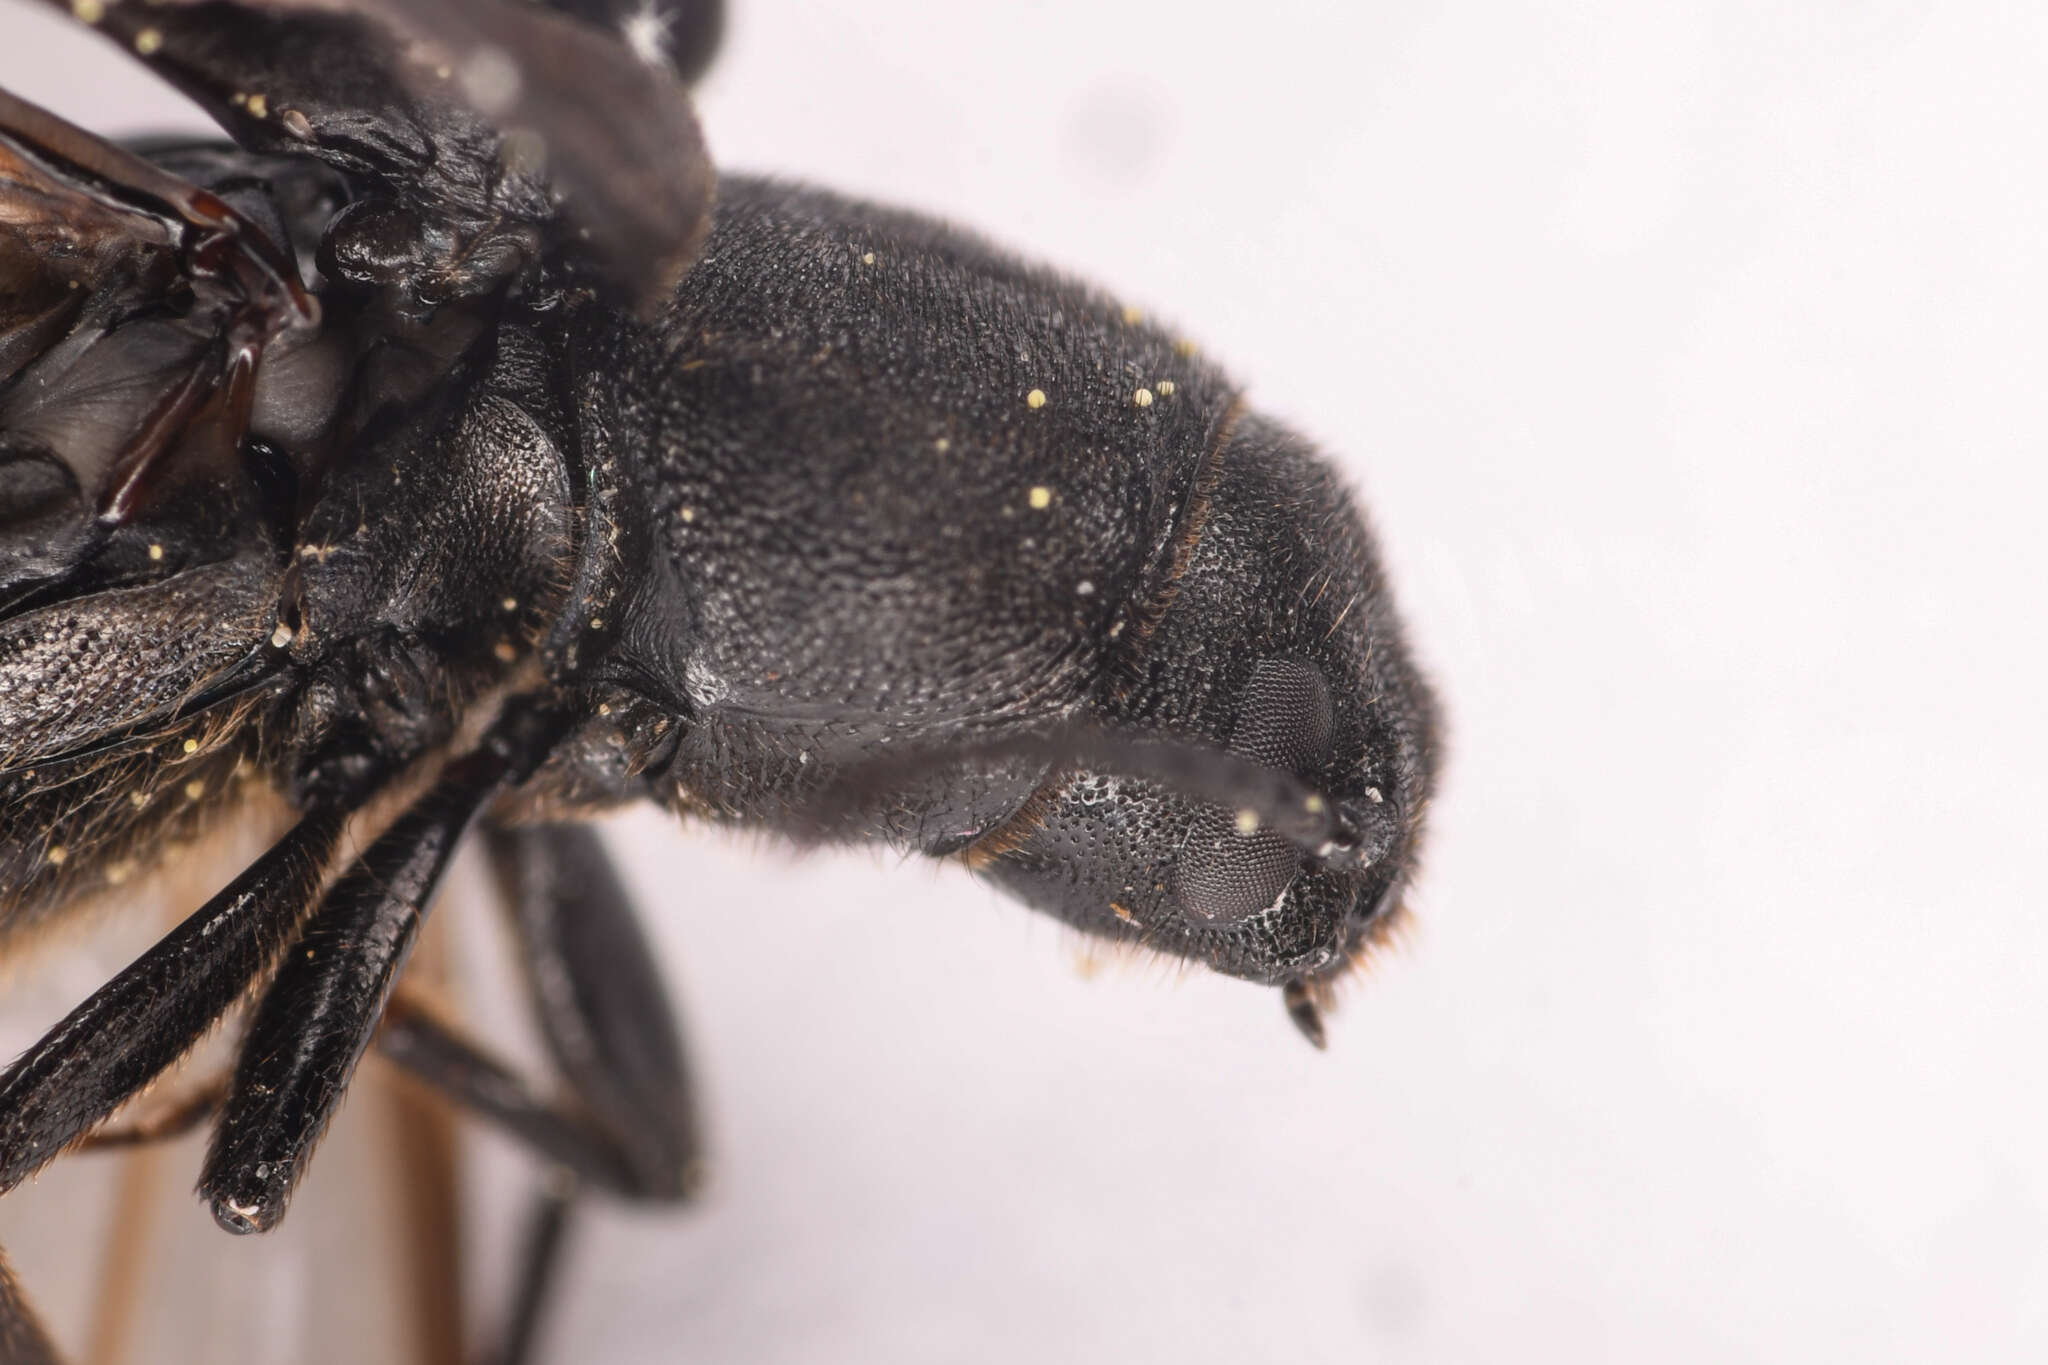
[41,0,713,317]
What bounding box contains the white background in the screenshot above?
[1,1,2044,1362]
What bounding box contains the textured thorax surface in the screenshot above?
[591,178,1240,822]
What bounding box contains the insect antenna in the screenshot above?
[803,724,1371,869]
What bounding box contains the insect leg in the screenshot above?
[0,1246,63,1365]
[372,998,668,1365]
[381,821,698,1365]
[199,701,571,1236]
[72,1073,228,1154]
[490,1179,576,1365]
[375,991,682,1196]
[481,822,699,1200]
[0,807,349,1193]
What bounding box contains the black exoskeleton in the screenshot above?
[579,179,1436,981]
[0,0,1438,1358]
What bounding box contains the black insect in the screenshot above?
[0,0,1441,1358]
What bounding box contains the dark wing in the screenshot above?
[40,0,715,319]
[539,0,725,85]
[0,88,309,603]
[0,97,183,574]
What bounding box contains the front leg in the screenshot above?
[198,700,573,1235]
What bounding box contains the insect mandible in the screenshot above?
[0,0,1442,1358]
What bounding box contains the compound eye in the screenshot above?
[1173,659,1335,924]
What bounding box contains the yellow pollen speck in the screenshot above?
[1173,338,1197,357]
[1157,380,1175,396]
[933,438,950,453]
[184,780,205,801]
[862,251,876,265]
[135,27,163,55]
[246,93,268,118]
[270,622,295,649]
[1234,809,1260,835]
[493,641,517,663]
[45,846,67,867]
[502,597,519,612]
[1133,387,1153,407]
[589,618,603,630]
[597,702,612,715]
[1110,901,1136,924]
[148,543,164,561]
[1025,389,1047,409]
[1028,486,1052,510]
[1304,794,1326,814]
[107,862,131,886]
[1120,305,1142,325]
[130,791,149,809]
[182,738,199,754]
[679,506,696,523]
[229,92,246,108]
[71,0,103,23]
